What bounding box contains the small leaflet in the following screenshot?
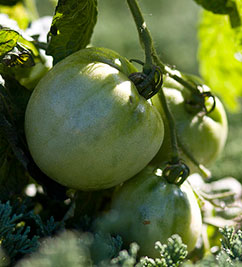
[46,0,98,65]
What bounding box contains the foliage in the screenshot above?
[0,0,23,7]
[46,0,98,65]
[193,0,241,27]
[198,10,242,111]
[0,201,39,264]
[210,107,242,183]
[139,235,188,267]
[219,226,242,262]
[15,231,92,267]
[5,227,242,266]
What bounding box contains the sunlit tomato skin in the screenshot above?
[24,47,164,191]
[95,166,202,258]
[150,77,228,172]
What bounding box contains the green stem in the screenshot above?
[126,0,153,69]
[177,138,211,178]
[127,0,179,163]
[125,3,200,97]
[158,89,179,163]
[152,55,199,96]
[126,0,200,99]
[33,41,48,51]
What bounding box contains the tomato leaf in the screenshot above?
[0,28,19,57]
[46,0,98,65]
[1,43,35,67]
[0,154,29,201]
[193,0,241,28]
[0,75,31,129]
[198,10,242,111]
[0,76,31,172]
[0,83,29,200]
[0,16,51,89]
[0,27,37,68]
[0,0,22,6]
[0,76,67,200]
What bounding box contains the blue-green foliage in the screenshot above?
[0,201,39,263]
[0,200,66,266]
[219,227,242,262]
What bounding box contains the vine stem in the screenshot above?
[126,0,154,71]
[177,138,211,178]
[152,55,200,96]
[127,0,200,96]
[127,0,180,163]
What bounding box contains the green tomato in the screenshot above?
[24,47,164,191]
[95,166,202,257]
[150,77,228,172]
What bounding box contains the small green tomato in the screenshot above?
[150,77,228,172]
[95,166,202,258]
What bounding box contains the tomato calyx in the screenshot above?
[163,160,190,186]
[185,90,216,116]
[163,67,217,116]
[128,59,163,99]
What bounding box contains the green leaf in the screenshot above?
[46,0,98,65]
[0,155,29,201]
[0,0,22,6]
[0,76,31,200]
[193,0,241,28]
[0,75,31,131]
[0,28,19,57]
[1,43,35,67]
[198,10,242,111]
[0,16,51,89]
[194,0,235,14]
[0,27,37,68]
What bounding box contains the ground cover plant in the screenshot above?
[1,0,242,266]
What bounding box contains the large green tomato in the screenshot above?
[95,166,202,257]
[150,77,228,172]
[25,47,164,191]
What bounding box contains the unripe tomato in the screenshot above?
[95,166,202,257]
[25,47,164,191]
[150,77,228,172]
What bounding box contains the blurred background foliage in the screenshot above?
[5,0,242,183]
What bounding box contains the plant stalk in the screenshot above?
[126,1,200,95]
[177,138,211,178]
[126,0,153,70]
[127,0,180,163]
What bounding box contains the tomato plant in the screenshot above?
[1,0,242,266]
[150,76,228,173]
[95,166,202,258]
[24,47,164,191]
